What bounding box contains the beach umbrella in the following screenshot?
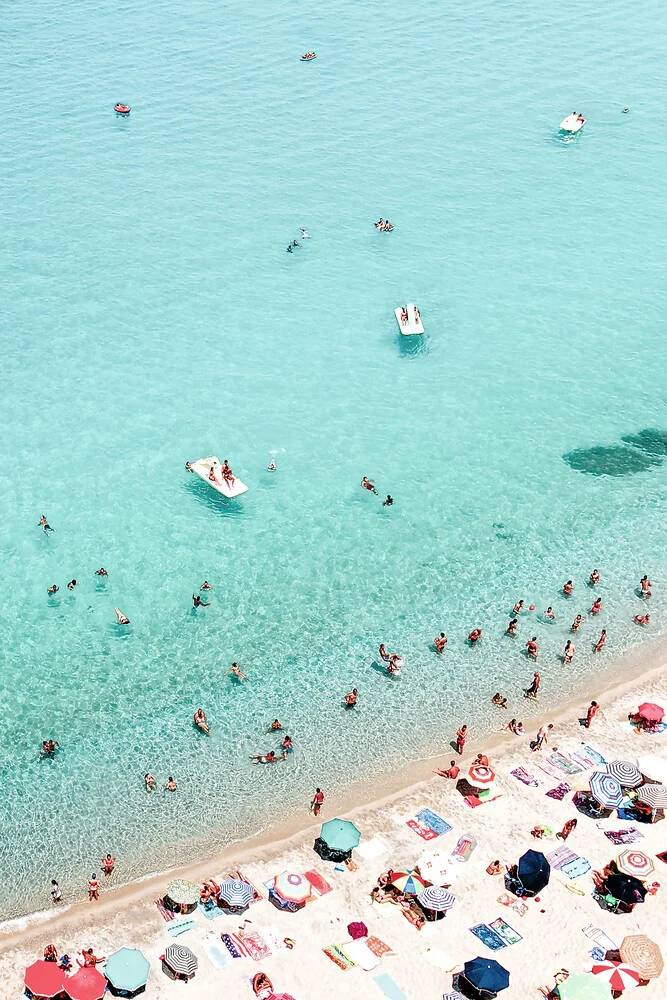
[557,972,611,1000]
[105,948,150,995]
[463,957,510,993]
[605,873,646,905]
[637,755,667,784]
[389,869,427,895]
[319,819,361,852]
[616,850,656,879]
[163,944,198,978]
[637,702,664,723]
[24,961,66,998]
[636,783,667,808]
[589,771,623,809]
[517,849,550,894]
[467,764,496,786]
[417,850,457,886]
[605,760,643,787]
[164,878,199,906]
[619,935,664,979]
[218,878,254,908]
[591,961,642,992]
[417,886,456,912]
[64,967,106,1000]
[273,872,312,904]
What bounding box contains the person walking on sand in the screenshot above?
[594,629,607,652]
[456,724,467,754]
[311,787,325,816]
[532,723,553,752]
[525,671,540,699]
[585,701,599,728]
[88,874,100,901]
[556,818,577,841]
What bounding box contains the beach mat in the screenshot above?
[547,846,577,870]
[202,936,232,969]
[356,838,390,860]
[451,835,476,861]
[497,894,528,916]
[421,948,458,972]
[605,827,644,845]
[323,944,356,970]
[511,767,539,787]
[198,899,225,920]
[304,869,333,896]
[488,916,522,945]
[374,973,409,1000]
[561,857,591,879]
[166,918,197,937]
[344,939,380,970]
[546,782,570,800]
[367,936,394,958]
[470,924,506,951]
[154,898,175,922]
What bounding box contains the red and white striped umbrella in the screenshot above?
[467,764,496,786]
[616,850,656,879]
[591,961,642,991]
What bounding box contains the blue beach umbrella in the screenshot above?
[590,771,623,809]
[105,948,150,995]
[517,850,550,895]
[463,957,510,993]
[417,886,456,912]
[319,819,361,853]
[217,878,254,908]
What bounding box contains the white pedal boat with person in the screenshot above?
[559,112,586,133]
[188,456,249,498]
[394,302,424,336]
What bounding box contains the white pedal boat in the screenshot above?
[189,457,249,498]
[559,113,585,133]
[394,302,424,336]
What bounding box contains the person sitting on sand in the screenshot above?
[468,628,482,644]
[506,617,518,636]
[194,708,209,733]
[515,721,525,734]
[491,692,508,708]
[44,944,58,963]
[145,773,157,792]
[58,954,72,971]
[79,948,105,967]
[344,688,358,707]
[436,760,460,779]
[165,776,178,790]
[486,860,503,875]
[114,608,130,624]
[504,718,519,734]
[227,662,248,680]
[434,632,448,652]
[474,752,489,766]
[556,818,577,841]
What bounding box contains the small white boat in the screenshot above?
[394,302,424,336]
[559,113,586,133]
[189,456,249,498]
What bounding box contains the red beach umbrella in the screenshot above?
[591,960,642,991]
[24,961,66,999]
[64,967,107,1000]
[637,702,664,722]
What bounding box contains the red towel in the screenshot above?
[303,870,333,896]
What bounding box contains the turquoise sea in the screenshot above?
[1,0,667,917]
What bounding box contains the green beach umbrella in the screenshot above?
[319,819,361,853]
[104,948,150,993]
[165,878,200,905]
[557,973,612,1000]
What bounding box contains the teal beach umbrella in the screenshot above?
[319,819,361,852]
[105,948,150,995]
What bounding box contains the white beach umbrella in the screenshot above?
[637,755,667,785]
[417,851,457,886]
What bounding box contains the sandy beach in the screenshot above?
[2,645,666,999]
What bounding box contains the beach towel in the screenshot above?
[239,930,271,961]
[201,936,232,970]
[154,898,175,922]
[605,827,644,845]
[582,925,618,953]
[546,782,570,800]
[549,751,583,775]
[511,767,539,787]
[417,809,452,835]
[451,835,476,861]
[373,973,409,1000]
[488,917,522,945]
[370,898,396,918]
[546,845,577,869]
[166,918,197,937]
[421,948,458,972]
[222,933,244,959]
[561,856,591,879]
[304,869,333,896]
[576,745,608,767]
[198,899,225,920]
[323,945,356,970]
[465,789,502,808]
[261,925,288,954]
[344,939,380,970]
[406,817,438,840]
[355,838,389,860]
[470,924,506,951]
[464,795,483,809]
[367,936,393,958]
[538,759,573,780]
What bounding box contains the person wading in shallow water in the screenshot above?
[311,787,325,815]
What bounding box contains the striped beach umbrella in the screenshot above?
[637,783,667,808]
[637,755,667,784]
[605,760,643,787]
[165,878,200,905]
[389,869,427,895]
[619,935,664,979]
[616,850,656,879]
[591,961,642,992]
[163,944,198,977]
[217,878,254,908]
[589,771,623,808]
[417,886,456,912]
[467,764,496,786]
[273,872,312,904]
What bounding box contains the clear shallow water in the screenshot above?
[1,0,667,917]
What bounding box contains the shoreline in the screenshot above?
[2,631,666,948]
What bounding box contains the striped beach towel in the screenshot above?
[323,944,357,970]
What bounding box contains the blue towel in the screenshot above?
[470,924,506,951]
[416,809,452,836]
[197,899,224,920]
[374,974,408,1000]
[167,918,197,937]
[561,856,591,879]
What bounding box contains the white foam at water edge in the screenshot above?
[0,904,71,933]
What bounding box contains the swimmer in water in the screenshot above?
[39,515,55,533]
[101,854,116,876]
[634,613,650,626]
[192,594,211,607]
[434,632,448,652]
[292,240,299,248]
[114,608,130,624]
[506,618,518,636]
[525,671,540,699]
[594,628,606,652]
[165,776,178,791]
[194,709,209,733]
[590,597,602,615]
[623,108,629,113]
[378,643,390,662]
[362,476,378,495]
[281,735,293,757]
[571,614,585,633]
[563,580,574,596]
[543,607,555,620]
[269,719,283,731]
[563,640,575,663]
[47,584,59,595]
[468,628,482,644]
[640,575,652,598]
[250,750,280,763]
[386,654,402,675]
[267,458,276,471]
[300,229,310,238]
[491,692,508,708]
[95,568,108,577]
[227,662,248,680]
[286,245,293,252]
[67,580,77,590]
[513,600,524,614]
[525,636,539,660]
[589,569,600,586]
[145,773,157,792]
[41,739,60,756]
[383,495,393,506]
[344,688,358,707]
[200,581,212,591]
